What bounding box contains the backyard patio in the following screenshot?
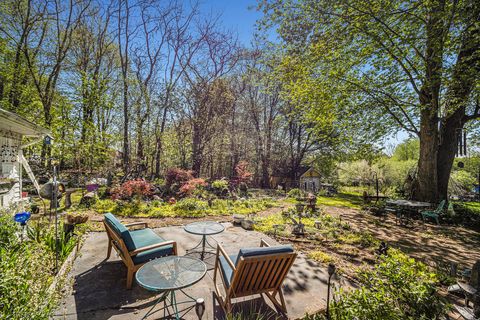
[53,222,335,320]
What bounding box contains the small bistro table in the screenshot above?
[386,199,432,209]
[184,221,225,260]
[136,256,207,320]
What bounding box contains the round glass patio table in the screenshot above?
[136,256,207,319]
[184,221,224,260]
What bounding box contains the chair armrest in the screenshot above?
[260,239,271,247]
[125,222,148,229]
[216,243,236,270]
[129,240,176,256]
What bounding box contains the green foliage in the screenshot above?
[316,193,362,209]
[94,199,117,213]
[392,139,419,161]
[336,232,378,248]
[305,250,449,320]
[255,211,378,250]
[307,250,336,264]
[211,179,229,196]
[329,250,449,320]
[0,211,57,319]
[338,158,416,197]
[449,170,476,195]
[93,197,278,218]
[173,198,208,217]
[287,188,304,198]
[451,202,480,228]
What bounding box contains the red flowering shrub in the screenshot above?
[179,178,207,197]
[111,179,153,201]
[230,161,253,188]
[165,168,194,187]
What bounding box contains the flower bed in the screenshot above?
[0,209,85,319]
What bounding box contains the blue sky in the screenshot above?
[202,0,409,148]
[200,0,261,46]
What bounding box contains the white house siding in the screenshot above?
[300,177,321,192]
[0,132,21,207]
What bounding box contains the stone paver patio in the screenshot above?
[54,223,332,319]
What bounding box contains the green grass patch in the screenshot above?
[316,193,363,209]
[307,250,336,264]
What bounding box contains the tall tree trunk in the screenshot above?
[416,109,439,202]
[437,111,464,200]
[192,122,202,177]
[122,81,129,174]
[413,0,445,202]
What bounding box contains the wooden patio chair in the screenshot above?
[103,213,177,289]
[213,239,297,315]
[421,200,445,225]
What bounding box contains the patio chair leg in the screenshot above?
[278,289,287,312]
[265,289,287,314]
[126,268,134,289]
[225,297,232,314]
[106,240,112,259]
[435,217,440,225]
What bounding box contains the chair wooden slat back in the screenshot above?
[103,221,131,264]
[230,252,296,297]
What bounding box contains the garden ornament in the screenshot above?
[14,211,31,241]
[14,211,31,226]
[375,242,389,256]
[195,298,205,319]
[326,263,336,320]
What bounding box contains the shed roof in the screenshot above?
[0,108,50,137]
[300,167,321,178]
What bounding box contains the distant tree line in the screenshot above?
[0,0,338,187]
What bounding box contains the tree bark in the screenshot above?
[415,0,479,201]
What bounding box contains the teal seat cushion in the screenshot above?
[129,228,174,264]
[132,244,175,264]
[219,254,238,288]
[127,228,165,251]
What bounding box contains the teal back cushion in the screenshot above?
[104,213,134,249]
[236,245,294,267]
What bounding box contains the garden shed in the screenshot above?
[299,167,321,192]
[0,108,50,208]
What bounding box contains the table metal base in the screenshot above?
[186,235,217,260]
[142,288,197,320]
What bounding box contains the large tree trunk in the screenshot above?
[413,0,445,202]
[416,110,439,202]
[415,0,479,202]
[437,111,464,200]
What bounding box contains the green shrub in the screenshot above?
[287,188,304,198]
[211,179,229,196]
[315,250,449,320]
[173,198,208,217]
[94,199,117,213]
[0,211,57,319]
[451,202,480,228]
[112,200,146,217]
